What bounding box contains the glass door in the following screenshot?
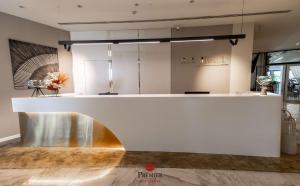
[265,49,300,143]
[267,64,300,102]
[267,65,286,95]
[285,65,300,143]
[286,64,300,102]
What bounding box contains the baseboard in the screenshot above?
[0,134,20,146]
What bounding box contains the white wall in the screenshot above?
[229,23,254,93]
[0,12,73,139]
[171,24,255,94]
[71,25,255,95]
[71,44,110,94]
[171,25,232,94]
[71,29,171,94]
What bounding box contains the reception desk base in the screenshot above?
[18,112,122,148]
[12,94,281,157]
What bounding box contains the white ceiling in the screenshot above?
[0,0,299,31]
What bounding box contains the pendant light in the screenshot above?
[107,31,113,93]
[137,30,141,94]
[230,0,245,46]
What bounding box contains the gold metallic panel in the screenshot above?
[18,112,123,148]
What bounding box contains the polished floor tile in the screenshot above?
[1,168,300,186]
[2,145,300,173]
[1,143,300,185]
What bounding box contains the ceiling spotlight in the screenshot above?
[175,26,181,31]
[296,42,300,46]
[77,5,83,8]
[18,5,25,8]
[132,10,137,15]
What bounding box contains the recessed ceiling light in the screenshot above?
[134,3,139,7]
[189,0,195,3]
[175,25,181,31]
[18,5,25,8]
[77,5,83,8]
[296,42,300,46]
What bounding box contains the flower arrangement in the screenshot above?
[256,76,275,95]
[46,72,68,95]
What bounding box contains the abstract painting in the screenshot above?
[9,39,59,89]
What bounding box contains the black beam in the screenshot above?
[58,34,246,45]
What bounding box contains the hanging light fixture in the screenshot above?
[137,30,141,95]
[171,39,214,43]
[119,41,161,44]
[229,0,245,46]
[107,31,113,94]
[59,34,245,49]
[108,44,112,57]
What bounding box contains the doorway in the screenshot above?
[267,64,300,102]
[265,49,300,143]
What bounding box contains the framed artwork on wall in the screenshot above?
[8,39,59,89]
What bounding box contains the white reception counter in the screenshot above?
[12,93,282,157]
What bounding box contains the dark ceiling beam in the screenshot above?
[58,34,246,45]
[58,10,291,25]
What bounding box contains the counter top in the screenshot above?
[12,92,280,99]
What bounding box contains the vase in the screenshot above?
[260,86,268,95]
[50,89,60,97]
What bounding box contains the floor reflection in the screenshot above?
[286,103,300,143]
[28,168,114,185]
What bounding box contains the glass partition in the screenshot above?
[267,65,285,95]
[287,65,300,101]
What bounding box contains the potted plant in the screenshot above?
[256,76,275,95]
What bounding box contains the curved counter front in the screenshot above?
[12,94,281,157]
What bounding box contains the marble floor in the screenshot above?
[2,145,300,173]
[1,143,300,186]
[286,103,300,143]
[1,167,300,186]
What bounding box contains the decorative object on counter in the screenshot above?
[256,76,275,95]
[8,39,59,90]
[281,109,297,155]
[46,72,68,96]
[27,80,47,97]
